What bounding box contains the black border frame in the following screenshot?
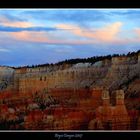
[0,0,140,140]
[0,0,140,8]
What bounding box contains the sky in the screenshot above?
[0,9,140,66]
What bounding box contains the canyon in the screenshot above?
[0,52,140,130]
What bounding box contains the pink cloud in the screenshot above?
[56,22,123,42]
[56,22,140,46]
[6,22,124,46]
[0,16,34,28]
[5,22,140,46]
[107,28,140,45]
[9,31,93,45]
[135,28,140,38]
[10,31,49,42]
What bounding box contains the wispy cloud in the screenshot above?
[21,10,110,25]
[0,48,10,52]
[0,26,59,32]
[0,15,33,28]
[9,31,93,45]
[56,22,123,42]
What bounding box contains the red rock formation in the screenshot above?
[53,107,64,119]
[89,90,130,130]
[0,104,8,113]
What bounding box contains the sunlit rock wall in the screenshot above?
[17,66,109,95]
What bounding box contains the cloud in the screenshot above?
[0,15,33,28]
[0,12,26,22]
[0,48,10,52]
[0,13,60,32]
[0,21,33,28]
[22,10,107,21]
[1,21,139,48]
[128,28,140,43]
[21,10,110,27]
[105,27,140,45]
[10,31,49,42]
[109,10,140,18]
[135,28,140,36]
[0,25,59,32]
[0,13,49,28]
[56,22,123,42]
[3,22,123,46]
[9,31,91,45]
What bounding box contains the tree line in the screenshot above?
[13,49,140,69]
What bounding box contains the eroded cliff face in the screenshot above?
[0,54,140,109]
[0,67,14,93]
[15,59,113,95]
[17,66,109,95]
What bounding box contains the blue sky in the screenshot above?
[0,9,140,66]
